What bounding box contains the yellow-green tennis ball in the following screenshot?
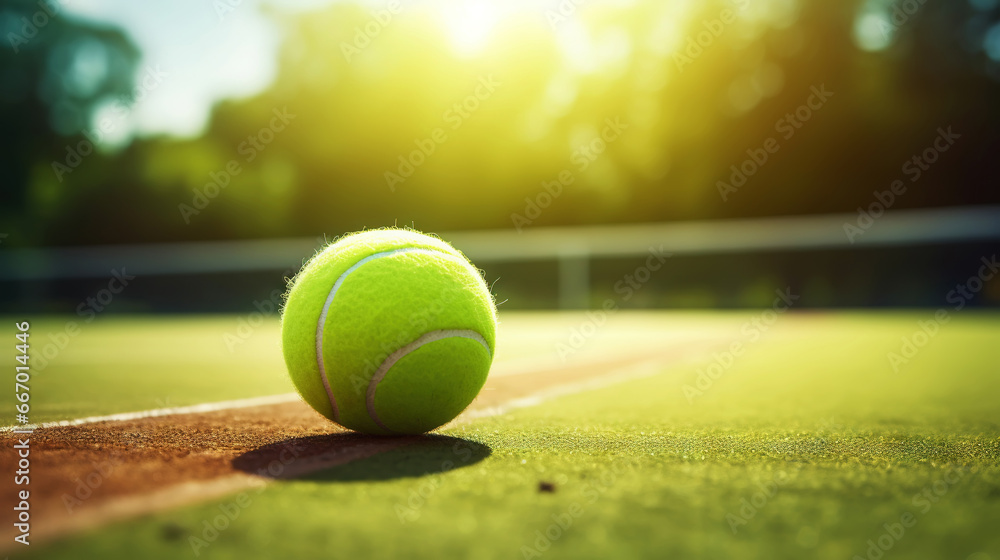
[281,228,497,435]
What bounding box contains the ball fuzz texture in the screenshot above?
[281,228,497,435]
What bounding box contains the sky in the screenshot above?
[60,0,626,141]
[61,0,1000,143]
[67,0,283,140]
[62,0,550,141]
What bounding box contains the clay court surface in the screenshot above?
[2,311,998,559]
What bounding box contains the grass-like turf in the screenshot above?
[1,316,293,421]
[11,311,1000,559]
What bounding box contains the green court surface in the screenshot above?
[8,311,1000,559]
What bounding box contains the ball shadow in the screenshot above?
[232,432,491,482]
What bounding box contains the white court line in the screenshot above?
[457,357,671,425]
[0,350,690,434]
[0,353,687,550]
[0,393,300,433]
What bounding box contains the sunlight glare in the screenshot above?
[441,0,501,57]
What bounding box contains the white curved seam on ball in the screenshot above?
[314,246,466,423]
[366,329,492,433]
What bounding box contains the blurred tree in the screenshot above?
[0,2,139,244]
[3,0,999,246]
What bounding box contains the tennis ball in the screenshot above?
[281,228,497,435]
